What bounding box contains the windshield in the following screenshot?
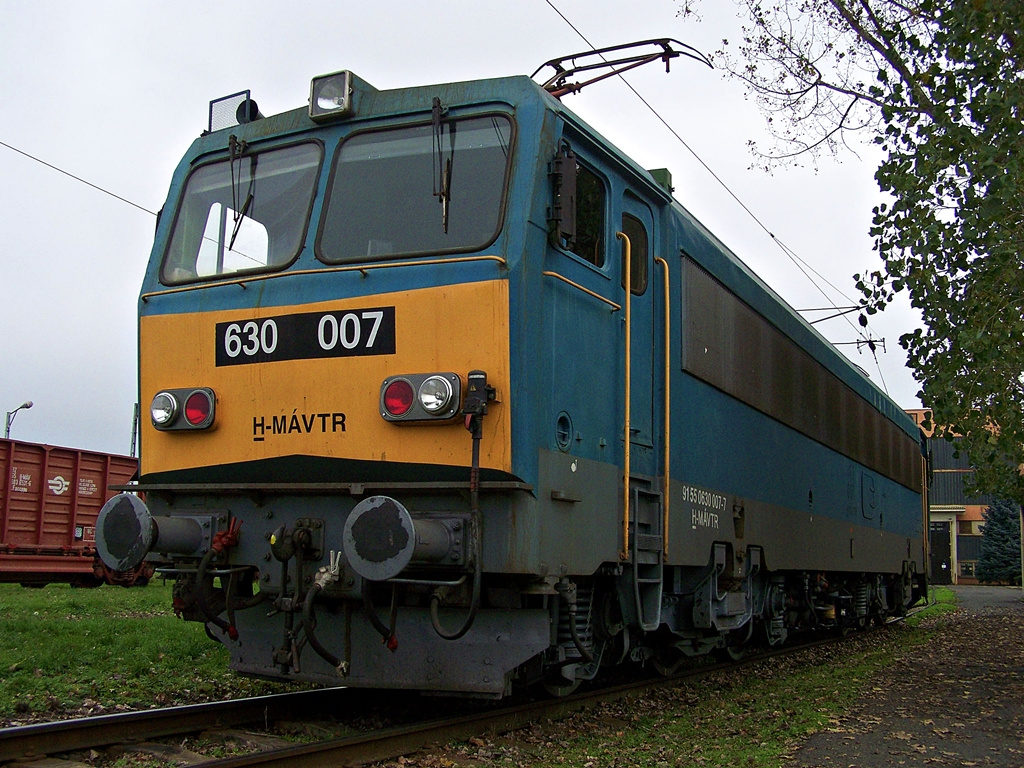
[161,142,322,284]
[317,115,512,263]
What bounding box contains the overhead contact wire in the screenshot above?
[0,139,157,217]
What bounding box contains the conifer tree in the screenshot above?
[977,499,1022,585]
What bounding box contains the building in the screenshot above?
[906,409,990,585]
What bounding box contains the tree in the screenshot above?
[977,499,1022,585]
[690,0,1024,502]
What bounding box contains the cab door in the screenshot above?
[620,191,666,630]
[620,192,657,480]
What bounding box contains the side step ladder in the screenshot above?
[630,486,664,632]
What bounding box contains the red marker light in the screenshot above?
[184,390,213,427]
[383,379,414,417]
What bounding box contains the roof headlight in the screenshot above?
[309,70,354,122]
[151,392,178,427]
[418,376,454,414]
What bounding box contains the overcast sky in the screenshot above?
[0,0,922,455]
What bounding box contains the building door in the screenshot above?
[929,521,952,585]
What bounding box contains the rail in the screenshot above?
[0,689,352,762]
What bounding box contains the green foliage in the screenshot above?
[864,1,1024,503]
[977,499,1023,584]
[704,0,1024,503]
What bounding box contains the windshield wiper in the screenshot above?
[228,189,253,251]
[432,97,456,234]
[228,136,257,251]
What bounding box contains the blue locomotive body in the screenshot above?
[96,68,925,696]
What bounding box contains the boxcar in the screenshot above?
[1,438,138,586]
[96,62,927,696]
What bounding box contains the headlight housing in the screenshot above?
[151,388,216,431]
[418,375,454,414]
[151,392,178,426]
[309,70,354,122]
[381,373,461,422]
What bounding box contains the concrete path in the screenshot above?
[789,585,1024,767]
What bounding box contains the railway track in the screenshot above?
[0,619,911,767]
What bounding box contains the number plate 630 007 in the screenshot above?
[214,306,396,366]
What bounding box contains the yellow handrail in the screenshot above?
[656,256,671,555]
[541,271,621,311]
[617,231,631,560]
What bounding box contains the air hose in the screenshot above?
[193,518,243,641]
[429,403,485,640]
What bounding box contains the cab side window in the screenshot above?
[572,164,605,267]
[620,213,648,295]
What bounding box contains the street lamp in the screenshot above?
[4,401,33,439]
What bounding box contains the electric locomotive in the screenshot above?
[97,41,927,697]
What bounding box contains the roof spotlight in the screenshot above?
[309,70,354,122]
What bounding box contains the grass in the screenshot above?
[0,580,296,723]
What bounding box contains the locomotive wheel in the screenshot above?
[714,643,746,662]
[651,647,686,676]
[540,668,583,697]
[714,627,751,662]
[542,677,581,697]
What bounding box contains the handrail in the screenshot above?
[141,255,508,301]
[656,256,671,554]
[541,271,621,311]
[616,231,631,560]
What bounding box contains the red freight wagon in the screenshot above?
[1,438,140,586]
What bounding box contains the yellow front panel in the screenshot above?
[140,280,511,476]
